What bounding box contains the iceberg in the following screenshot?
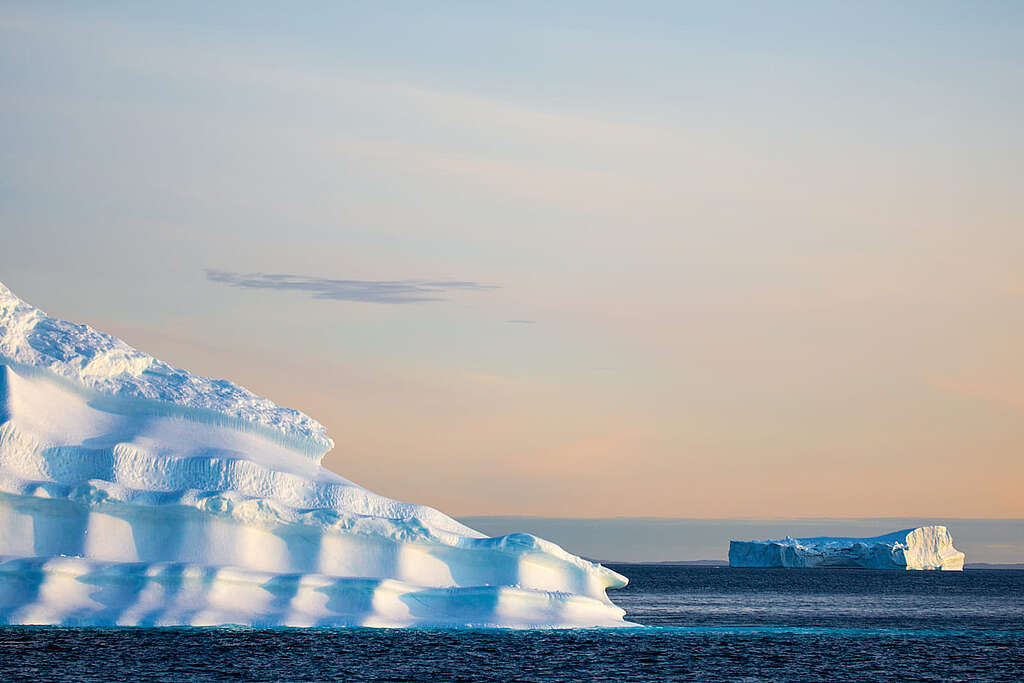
[0,282,628,627]
[728,527,965,570]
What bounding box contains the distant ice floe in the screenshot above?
[0,282,628,627]
[729,527,965,570]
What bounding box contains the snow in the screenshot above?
[728,527,965,570]
[0,282,628,627]
[0,282,332,458]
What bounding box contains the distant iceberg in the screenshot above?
[729,527,965,570]
[0,282,628,627]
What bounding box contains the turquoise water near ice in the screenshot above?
[1,566,1021,681]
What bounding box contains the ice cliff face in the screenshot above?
[728,527,965,570]
[0,282,628,627]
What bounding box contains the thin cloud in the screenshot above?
[505,319,536,324]
[206,270,496,304]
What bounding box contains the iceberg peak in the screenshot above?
[0,281,333,459]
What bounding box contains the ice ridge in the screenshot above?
[0,283,333,459]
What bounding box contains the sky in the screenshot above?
[1,1,1022,518]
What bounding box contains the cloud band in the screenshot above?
[206,270,496,304]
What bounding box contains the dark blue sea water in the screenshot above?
[1,566,1021,681]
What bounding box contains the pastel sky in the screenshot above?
[2,2,1022,517]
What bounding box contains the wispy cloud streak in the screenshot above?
[206,270,496,304]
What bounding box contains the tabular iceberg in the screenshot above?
[0,282,628,627]
[729,527,965,570]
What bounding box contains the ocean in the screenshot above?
[1,566,1021,681]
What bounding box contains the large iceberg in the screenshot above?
[0,282,628,627]
[729,527,965,570]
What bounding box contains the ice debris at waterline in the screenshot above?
[728,527,965,570]
[0,282,627,627]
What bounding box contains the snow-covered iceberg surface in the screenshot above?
[0,282,628,627]
[729,527,965,570]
